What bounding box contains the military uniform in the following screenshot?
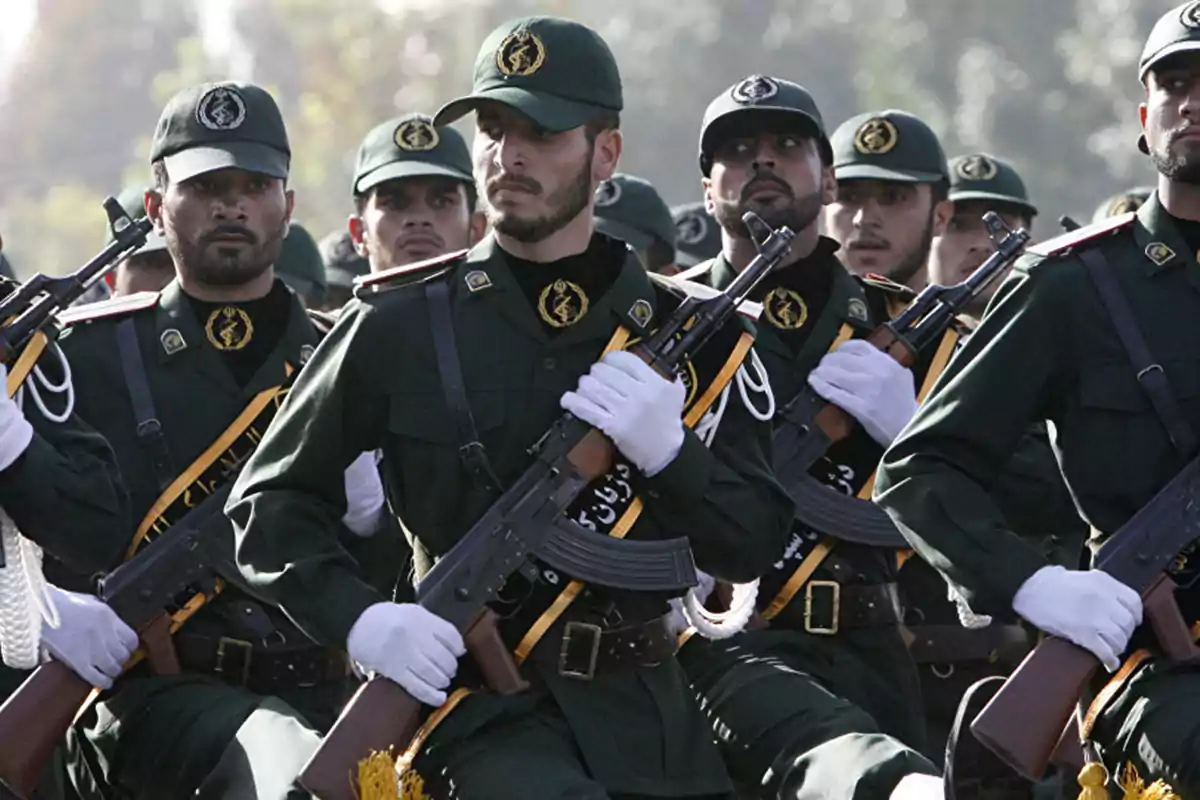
[318,230,369,311]
[593,173,678,274]
[876,7,1200,794]
[228,17,793,800]
[675,77,938,800]
[30,82,367,800]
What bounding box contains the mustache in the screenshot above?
[201,224,257,245]
[488,174,542,196]
[740,174,794,202]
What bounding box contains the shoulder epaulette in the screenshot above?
[353,249,468,296]
[1027,212,1135,258]
[55,291,159,326]
[649,272,763,321]
[860,273,917,301]
[305,307,338,336]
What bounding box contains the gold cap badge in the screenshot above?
[955,154,997,181]
[496,30,546,77]
[394,118,440,152]
[853,117,898,155]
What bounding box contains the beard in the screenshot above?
[711,172,824,242]
[486,146,594,244]
[168,221,284,287]
[884,215,936,287]
[1150,134,1200,184]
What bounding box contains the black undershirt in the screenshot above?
[506,237,624,336]
[746,237,840,352]
[185,281,292,387]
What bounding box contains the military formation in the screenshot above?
[0,4,1197,800]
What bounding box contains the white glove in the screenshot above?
[0,365,33,472]
[342,451,385,537]
[807,339,918,447]
[890,773,944,800]
[41,586,138,689]
[346,602,465,707]
[560,350,686,477]
[1012,565,1143,672]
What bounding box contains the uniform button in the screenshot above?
[542,357,557,370]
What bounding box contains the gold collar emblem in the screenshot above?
[537,278,589,328]
[763,287,808,329]
[205,306,254,351]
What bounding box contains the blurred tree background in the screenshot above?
[0,0,1167,278]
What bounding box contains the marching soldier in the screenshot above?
[823,110,953,291]
[228,16,792,800]
[876,4,1200,795]
[23,81,388,799]
[317,230,369,312]
[593,173,679,274]
[672,201,722,268]
[674,74,942,800]
[276,221,329,308]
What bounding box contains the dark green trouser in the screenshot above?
[1091,658,1200,797]
[678,631,937,800]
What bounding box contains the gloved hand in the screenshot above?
[342,451,385,537]
[1012,565,1143,671]
[346,602,465,706]
[807,339,917,446]
[560,350,686,477]
[42,586,139,689]
[0,364,33,472]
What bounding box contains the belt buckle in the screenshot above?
[804,580,841,636]
[215,636,253,686]
[558,622,602,681]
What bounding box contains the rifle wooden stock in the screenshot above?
[0,661,92,798]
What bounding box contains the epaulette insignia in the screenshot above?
[353,249,469,296]
[1028,212,1135,257]
[55,291,159,326]
[650,272,763,321]
[861,272,917,300]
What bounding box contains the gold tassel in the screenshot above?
[354,748,399,800]
[1119,762,1181,800]
[1077,762,1112,800]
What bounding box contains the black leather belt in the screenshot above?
[772,580,903,635]
[175,634,349,694]
[907,623,1031,666]
[530,613,676,681]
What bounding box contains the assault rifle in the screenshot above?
[772,211,1030,548]
[298,213,796,800]
[0,485,233,798]
[971,455,1200,778]
[0,196,152,365]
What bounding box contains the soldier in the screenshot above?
[24,81,388,799]
[593,173,679,274]
[348,112,487,274]
[824,110,953,291]
[1091,186,1155,223]
[318,230,369,312]
[672,201,722,268]
[228,16,792,800]
[876,4,1200,795]
[675,74,942,800]
[276,221,328,308]
[106,185,174,297]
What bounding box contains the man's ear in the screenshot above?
[931,197,954,237]
[821,168,837,206]
[468,211,488,245]
[592,128,623,183]
[145,189,166,236]
[702,176,716,217]
[283,188,296,230]
[347,215,368,258]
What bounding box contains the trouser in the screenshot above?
[678,632,937,800]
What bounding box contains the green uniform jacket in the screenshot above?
[227,234,794,795]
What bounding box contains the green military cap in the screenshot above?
[1140,2,1200,82]
[1091,186,1155,223]
[698,75,832,176]
[150,81,290,182]
[276,222,326,302]
[433,16,622,132]
[830,109,948,184]
[593,174,675,256]
[946,154,1037,217]
[108,185,168,254]
[352,113,473,196]
[319,230,370,289]
[671,202,721,268]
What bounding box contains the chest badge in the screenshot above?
[763,287,809,330]
[1145,242,1175,266]
[160,328,187,355]
[205,306,254,351]
[538,278,589,328]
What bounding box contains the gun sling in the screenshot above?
[116,317,176,491]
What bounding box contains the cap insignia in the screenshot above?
[595,179,621,208]
[676,211,709,246]
[196,86,247,132]
[955,154,998,181]
[731,75,780,105]
[496,30,547,77]
[394,118,440,152]
[853,117,898,155]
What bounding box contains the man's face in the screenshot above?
[472,102,619,243]
[928,200,1029,312]
[703,121,833,241]
[1143,54,1200,183]
[148,168,293,288]
[824,179,950,285]
[112,250,175,296]
[351,176,480,271]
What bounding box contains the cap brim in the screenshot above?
[834,164,944,183]
[702,107,824,153]
[948,191,1038,217]
[1140,41,1200,82]
[595,217,655,251]
[354,160,474,195]
[163,142,289,183]
[434,87,606,133]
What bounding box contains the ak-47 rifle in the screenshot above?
[970,457,1200,779]
[772,212,1031,548]
[0,485,234,798]
[0,196,151,365]
[298,213,796,800]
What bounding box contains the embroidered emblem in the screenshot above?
[955,154,997,182]
[299,344,315,365]
[465,270,492,292]
[394,118,439,152]
[847,297,870,322]
[628,298,653,328]
[537,279,589,328]
[731,75,780,105]
[204,306,254,351]
[196,86,247,131]
[676,210,709,246]
[1145,242,1175,266]
[762,287,809,329]
[160,328,187,355]
[496,30,546,77]
[853,117,898,155]
[595,179,621,208]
